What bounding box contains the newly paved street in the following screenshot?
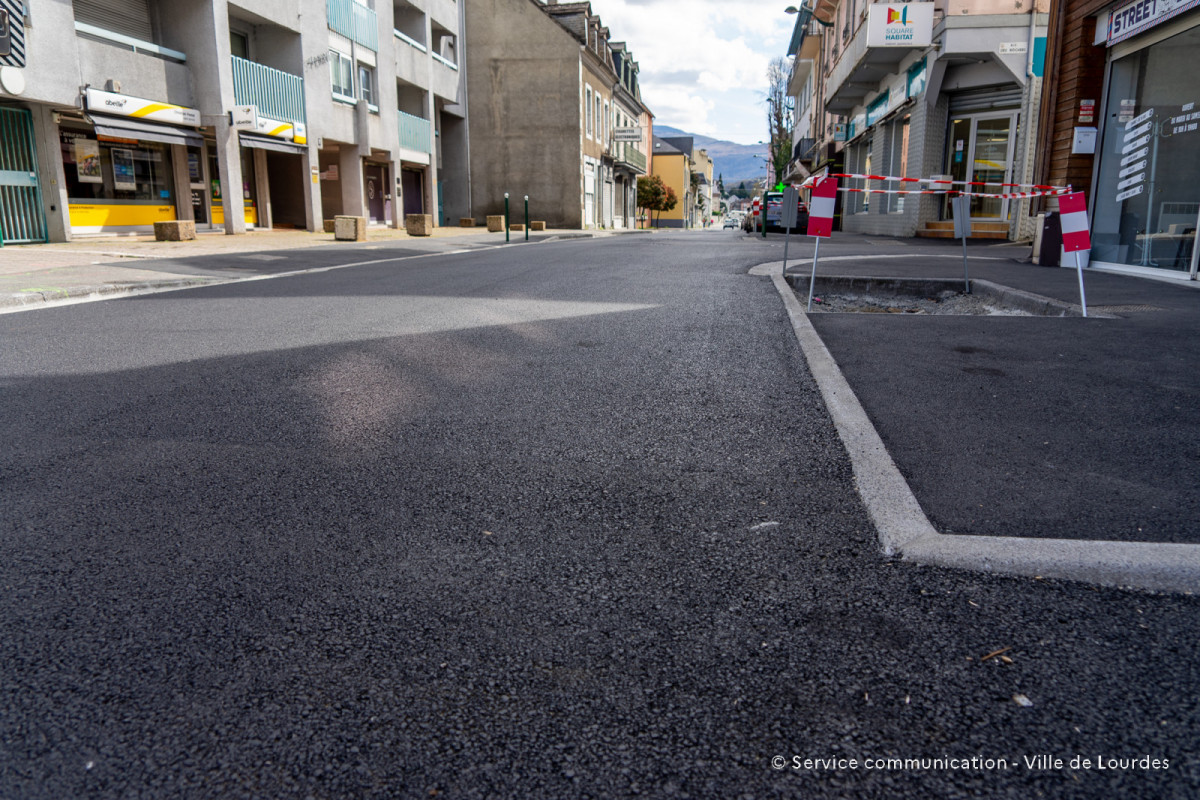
[2,231,1198,798]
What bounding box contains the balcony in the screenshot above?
[615,144,647,174]
[327,0,379,52]
[231,56,306,124]
[399,110,432,154]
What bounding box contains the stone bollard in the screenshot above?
[153,220,196,241]
[405,214,434,236]
[509,223,525,232]
[459,218,476,227]
[486,215,505,232]
[530,221,547,232]
[334,216,367,241]
[323,219,336,233]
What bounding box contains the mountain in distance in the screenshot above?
[655,125,767,189]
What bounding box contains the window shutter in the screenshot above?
[73,0,154,43]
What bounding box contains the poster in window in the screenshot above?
[111,148,137,191]
[75,139,102,183]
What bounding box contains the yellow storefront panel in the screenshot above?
[211,204,259,226]
[68,204,177,228]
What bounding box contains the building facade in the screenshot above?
[1034,0,1199,279]
[462,0,650,230]
[0,0,468,243]
[785,0,1049,241]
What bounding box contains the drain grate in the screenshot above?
[1088,304,1164,313]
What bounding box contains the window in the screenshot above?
[331,50,354,102]
[230,31,249,59]
[586,86,593,137]
[594,94,601,142]
[603,100,610,143]
[358,64,376,110]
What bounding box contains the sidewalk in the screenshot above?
[0,226,512,310]
[0,224,643,310]
[761,235,1200,589]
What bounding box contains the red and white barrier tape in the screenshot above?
[799,172,1071,199]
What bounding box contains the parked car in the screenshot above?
[723,217,738,229]
[763,191,809,233]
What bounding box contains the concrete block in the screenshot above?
[323,219,336,233]
[509,223,525,232]
[486,215,505,232]
[530,221,547,232]
[459,218,476,227]
[405,214,434,236]
[153,220,196,241]
[334,216,367,242]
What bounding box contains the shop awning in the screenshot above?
[239,134,307,154]
[88,114,204,148]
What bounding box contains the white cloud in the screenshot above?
[593,0,795,144]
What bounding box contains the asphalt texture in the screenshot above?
[1,231,1198,798]
[776,238,1200,544]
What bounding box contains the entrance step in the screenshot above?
[917,220,1011,240]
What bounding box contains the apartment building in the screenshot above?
[784,0,1048,241]
[462,0,651,230]
[0,0,468,243]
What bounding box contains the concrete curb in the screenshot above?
[1,278,222,312]
[760,261,1200,594]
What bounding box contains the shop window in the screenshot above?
[330,50,355,102]
[1092,25,1200,272]
[59,127,174,204]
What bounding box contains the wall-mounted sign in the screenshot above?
[231,105,258,130]
[1079,99,1096,124]
[1107,0,1200,46]
[866,4,934,48]
[998,42,1028,54]
[85,88,200,126]
[833,123,847,141]
[613,126,642,142]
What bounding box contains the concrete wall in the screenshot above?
[464,0,584,227]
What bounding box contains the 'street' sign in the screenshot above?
[1107,0,1200,45]
[867,4,934,48]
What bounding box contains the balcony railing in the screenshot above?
[231,56,307,124]
[617,145,647,173]
[327,0,379,52]
[399,110,432,154]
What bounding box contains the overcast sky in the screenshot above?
[592,0,795,145]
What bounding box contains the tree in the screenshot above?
[766,56,793,184]
[637,175,666,228]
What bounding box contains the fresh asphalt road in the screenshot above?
[1,231,1197,798]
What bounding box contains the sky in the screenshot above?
[589,0,796,146]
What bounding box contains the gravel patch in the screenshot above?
[808,289,1033,316]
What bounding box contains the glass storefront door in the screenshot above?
[945,112,1018,220]
[1092,25,1200,274]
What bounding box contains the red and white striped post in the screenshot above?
[1060,191,1091,317]
[806,176,837,311]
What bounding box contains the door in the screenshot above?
[401,169,423,217]
[364,164,385,223]
[0,107,48,244]
[945,112,1018,221]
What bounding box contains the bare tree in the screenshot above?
[766,57,793,186]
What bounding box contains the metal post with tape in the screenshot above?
[780,185,800,277]
[806,176,837,312]
[951,194,972,294]
[1060,191,1091,317]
